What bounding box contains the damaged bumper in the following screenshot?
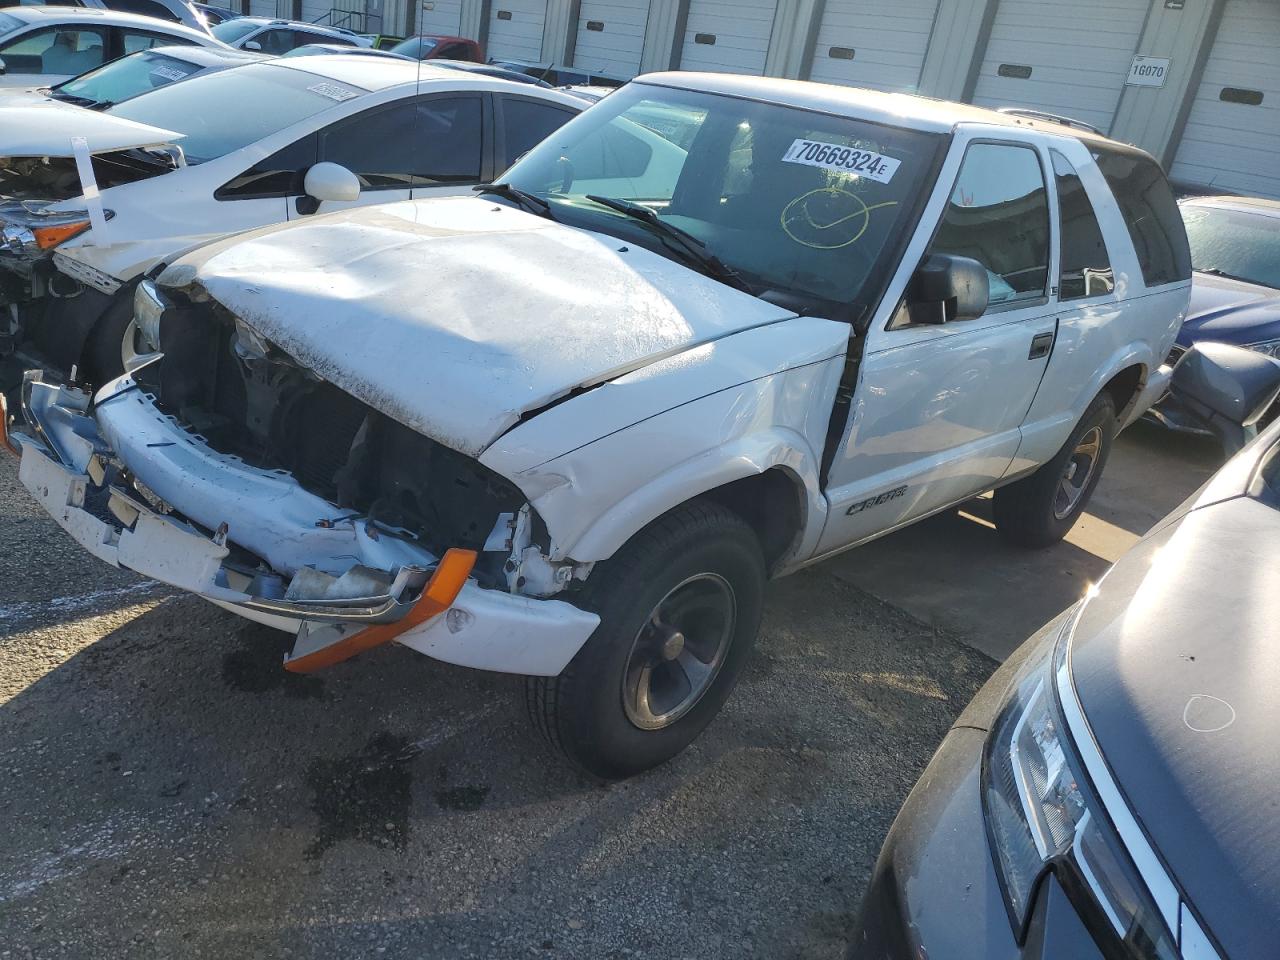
[13,373,600,676]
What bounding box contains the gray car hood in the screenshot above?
[1069,480,1280,960]
[165,197,796,457]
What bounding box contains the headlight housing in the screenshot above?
[982,627,1179,957]
[1245,339,1280,359]
[134,279,168,352]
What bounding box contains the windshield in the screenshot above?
[501,82,943,310]
[1183,204,1280,290]
[211,18,259,43]
[0,12,21,34]
[107,62,363,162]
[389,35,436,58]
[52,50,200,106]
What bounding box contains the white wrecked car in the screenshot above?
[11,73,1191,778]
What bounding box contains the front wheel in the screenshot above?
[526,501,765,779]
[992,392,1116,548]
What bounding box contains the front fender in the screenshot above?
[500,360,843,564]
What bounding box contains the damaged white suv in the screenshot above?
[11,73,1191,778]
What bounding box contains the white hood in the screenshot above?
[167,196,796,458]
[0,100,182,156]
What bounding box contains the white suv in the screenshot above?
[13,73,1190,779]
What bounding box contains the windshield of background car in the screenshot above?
[0,13,21,34]
[501,82,944,308]
[107,63,363,162]
[1182,204,1280,290]
[54,50,199,104]
[211,18,257,43]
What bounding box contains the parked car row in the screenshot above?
[3,44,1279,960]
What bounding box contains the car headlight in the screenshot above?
[983,628,1179,957]
[1245,339,1280,359]
[134,279,168,351]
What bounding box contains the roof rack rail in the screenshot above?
[996,107,1104,137]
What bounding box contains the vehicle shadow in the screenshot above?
[0,567,992,959]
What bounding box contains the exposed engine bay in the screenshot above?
[0,150,176,202]
[132,292,547,591]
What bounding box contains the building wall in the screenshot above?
[310,0,1264,191]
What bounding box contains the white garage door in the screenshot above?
[571,0,649,78]
[249,0,277,18]
[300,0,331,24]
[416,0,462,35]
[1170,0,1280,199]
[807,0,940,93]
[487,0,547,62]
[678,0,778,75]
[971,0,1148,133]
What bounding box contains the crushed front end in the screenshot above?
[9,283,600,676]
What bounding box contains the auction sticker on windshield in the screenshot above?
[307,82,359,102]
[782,139,900,184]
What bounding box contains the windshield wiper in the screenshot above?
[48,91,97,107]
[584,194,753,294]
[473,182,555,220]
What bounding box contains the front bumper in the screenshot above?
[848,727,1105,960]
[13,372,599,676]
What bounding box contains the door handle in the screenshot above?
[1028,331,1055,360]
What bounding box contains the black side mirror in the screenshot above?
[904,254,989,325]
[1168,342,1280,455]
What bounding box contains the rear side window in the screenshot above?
[1094,147,1191,287]
[1051,150,1114,300]
[927,141,1050,307]
[499,97,577,170]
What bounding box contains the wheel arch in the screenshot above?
[547,428,828,573]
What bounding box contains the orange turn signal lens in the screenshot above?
[32,221,91,250]
[283,548,478,674]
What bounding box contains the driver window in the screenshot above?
[0,25,106,74]
[926,142,1049,308]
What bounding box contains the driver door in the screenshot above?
[817,139,1060,555]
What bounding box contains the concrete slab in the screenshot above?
[818,421,1225,662]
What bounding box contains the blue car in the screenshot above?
[1151,194,1280,431]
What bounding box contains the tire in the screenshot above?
[993,392,1116,548]
[526,500,766,780]
[83,286,138,386]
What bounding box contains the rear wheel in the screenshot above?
[526,501,765,779]
[993,392,1116,548]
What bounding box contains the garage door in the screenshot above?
[300,0,331,24]
[677,0,777,75]
[249,0,277,18]
[807,0,940,93]
[571,0,649,78]
[486,0,547,63]
[1170,0,1280,199]
[416,0,462,35]
[971,0,1148,133]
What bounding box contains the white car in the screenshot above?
[6,0,211,35]
[0,6,218,89]
[0,57,584,376]
[13,73,1190,779]
[210,16,370,54]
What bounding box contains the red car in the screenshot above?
[388,33,482,62]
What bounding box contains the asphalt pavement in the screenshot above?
[0,418,1224,959]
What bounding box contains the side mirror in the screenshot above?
[297,162,360,214]
[904,254,989,325]
[243,40,262,51]
[1167,342,1280,455]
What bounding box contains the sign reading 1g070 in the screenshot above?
[1127,56,1171,87]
